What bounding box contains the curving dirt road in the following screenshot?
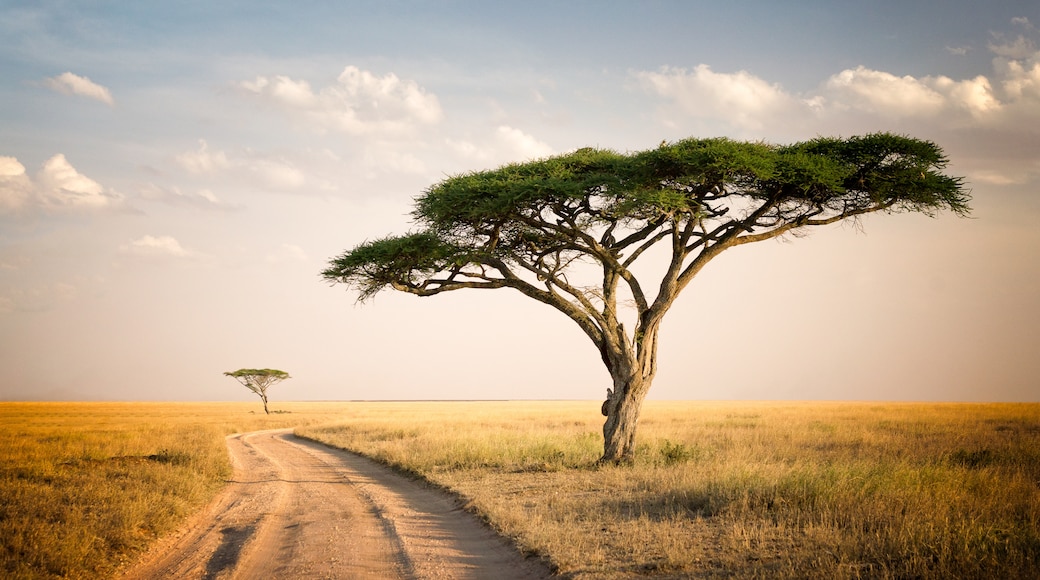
[122,429,551,579]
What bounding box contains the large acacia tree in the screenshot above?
[323,133,968,463]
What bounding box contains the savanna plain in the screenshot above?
[2,401,1038,579]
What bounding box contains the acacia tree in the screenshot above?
[224,368,290,414]
[323,133,968,463]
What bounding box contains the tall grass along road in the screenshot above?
[122,429,550,579]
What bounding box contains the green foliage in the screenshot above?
[322,232,470,300]
[223,368,290,381]
[415,147,629,229]
[324,132,969,302]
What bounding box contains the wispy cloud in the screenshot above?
[137,183,239,212]
[42,72,114,106]
[119,235,191,258]
[265,243,309,264]
[172,140,337,193]
[0,283,78,315]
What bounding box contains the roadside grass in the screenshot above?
[299,401,1040,579]
[4,400,1038,579]
[0,401,354,580]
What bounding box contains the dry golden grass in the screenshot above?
[5,400,1038,579]
[299,401,1040,579]
[0,401,355,579]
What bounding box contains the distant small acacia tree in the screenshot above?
[322,133,969,463]
[223,368,290,414]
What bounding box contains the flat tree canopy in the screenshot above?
[224,368,290,414]
[323,133,969,462]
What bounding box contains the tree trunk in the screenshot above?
[600,369,651,463]
[261,393,269,415]
[598,318,661,464]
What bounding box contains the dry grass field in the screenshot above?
[298,401,1040,579]
[2,400,1038,579]
[0,401,355,579]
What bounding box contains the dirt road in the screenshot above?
[122,429,551,579]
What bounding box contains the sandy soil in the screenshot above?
[121,429,552,579]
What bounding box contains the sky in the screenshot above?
[1,1,1038,403]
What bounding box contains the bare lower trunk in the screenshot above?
[600,371,650,463]
[260,394,270,415]
[598,318,661,463]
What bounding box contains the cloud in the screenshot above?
[175,140,230,174]
[0,157,33,212]
[994,53,1040,102]
[239,65,443,135]
[0,283,78,314]
[634,23,1040,187]
[173,140,310,192]
[634,64,802,130]
[119,235,191,258]
[35,154,113,209]
[444,126,554,167]
[637,63,1004,130]
[0,154,124,214]
[42,72,114,106]
[138,183,238,211]
[265,243,309,264]
[823,66,1001,118]
[1011,16,1034,30]
[248,157,307,189]
[494,126,554,160]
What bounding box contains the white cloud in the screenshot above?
[119,235,191,258]
[635,65,801,129]
[824,66,946,116]
[247,158,307,189]
[494,126,554,160]
[637,37,1036,131]
[173,141,311,192]
[0,154,123,214]
[633,28,1040,186]
[176,140,231,174]
[0,156,33,212]
[241,75,316,108]
[997,58,1040,102]
[443,126,555,168]
[823,66,1001,118]
[239,65,443,135]
[361,147,428,177]
[35,154,112,209]
[42,72,115,106]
